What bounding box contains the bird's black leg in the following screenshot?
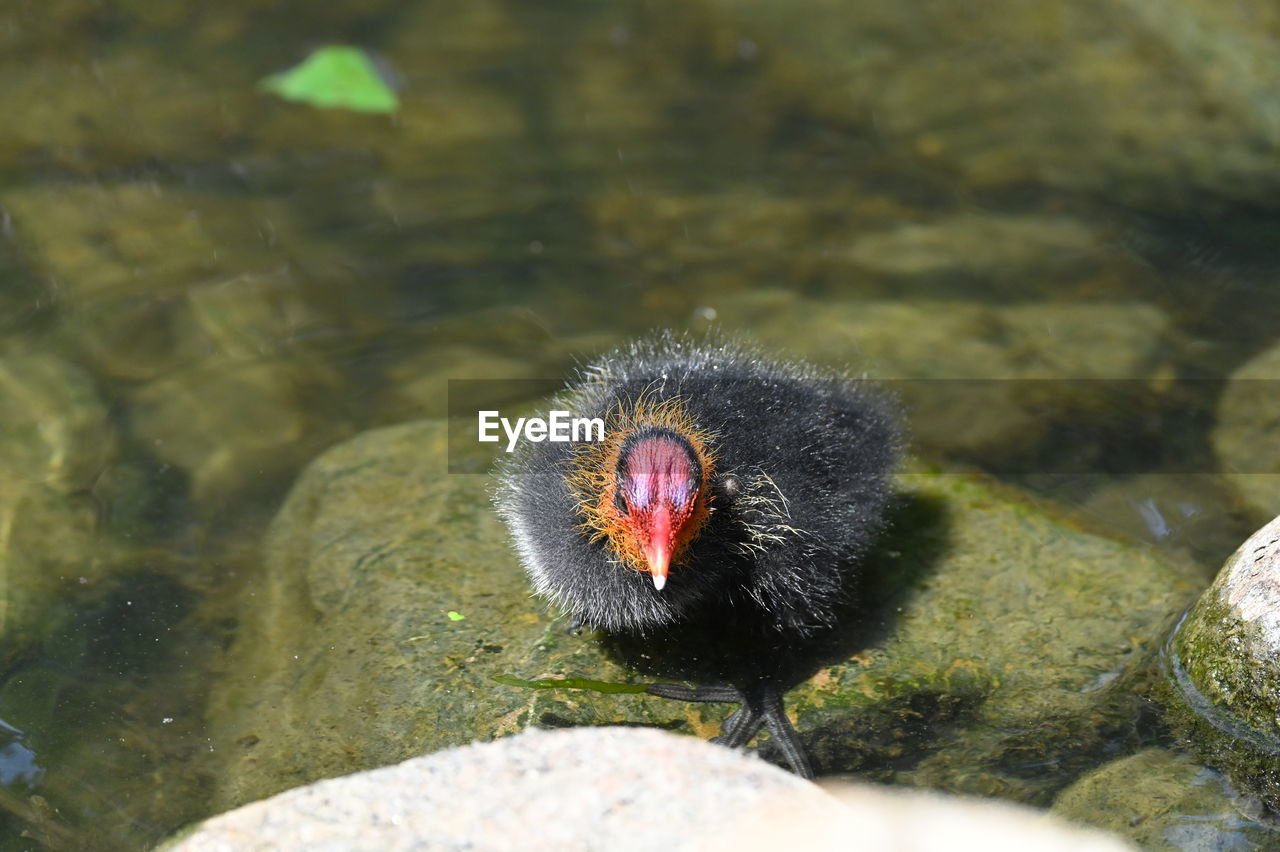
[713,702,765,748]
[645,681,815,779]
[646,683,765,748]
[754,684,814,780]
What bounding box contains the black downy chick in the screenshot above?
[495,334,899,777]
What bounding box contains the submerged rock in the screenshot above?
[2,182,377,393]
[843,214,1104,283]
[172,727,1130,852]
[128,358,349,509]
[710,291,1172,469]
[1052,748,1277,849]
[1161,512,1280,810]
[0,353,113,490]
[703,0,1280,212]
[711,292,1170,379]
[204,418,1199,811]
[0,354,113,659]
[1069,474,1251,568]
[1214,343,1280,518]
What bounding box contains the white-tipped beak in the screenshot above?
[651,572,666,591]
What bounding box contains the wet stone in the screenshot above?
[1051,748,1277,849]
[204,418,1199,811]
[1161,512,1280,810]
[785,475,1199,802]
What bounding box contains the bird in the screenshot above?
[494,333,900,778]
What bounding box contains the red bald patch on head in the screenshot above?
[619,434,702,589]
[567,396,716,586]
[620,435,698,511]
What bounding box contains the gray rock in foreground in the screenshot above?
[168,727,1130,852]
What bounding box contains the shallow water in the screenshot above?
[2,1,1280,848]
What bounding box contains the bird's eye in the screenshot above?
[614,489,629,516]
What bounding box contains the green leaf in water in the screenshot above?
[446,611,466,622]
[493,673,649,694]
[260,46,399,114]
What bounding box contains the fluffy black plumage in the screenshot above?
[497,335,898,631]
[494,334,900,776]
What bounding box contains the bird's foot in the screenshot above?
[645,681,815,780]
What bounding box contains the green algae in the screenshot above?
[1173,600,1280,750]
[493,674,649,695]
[1157,538,1280,810]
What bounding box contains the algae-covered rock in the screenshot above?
[1214,344,1280,517]
[1161,512,1280,810]
[204,420,653,810]
[785,475,1199,802]
[1052,748,1276,850]
[206,418,1199,811]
